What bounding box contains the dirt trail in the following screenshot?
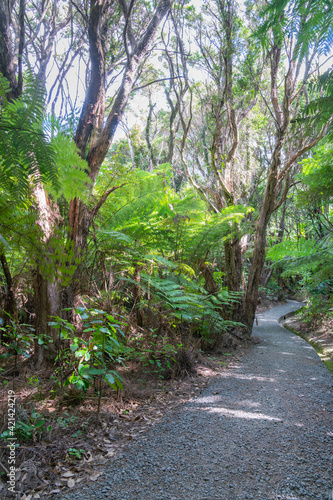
[60,300,333,500]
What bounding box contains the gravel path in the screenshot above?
[60,301,333,500]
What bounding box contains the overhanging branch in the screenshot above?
[132,76,184,92]
[91,183,126,219]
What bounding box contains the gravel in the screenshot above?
[57,301,333,500]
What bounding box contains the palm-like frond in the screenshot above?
[296,70,333,138]
[0,74,59,198]
[267,234,333,284]
[258,0,333,62]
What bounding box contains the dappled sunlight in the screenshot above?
[194,397,262,409]
[187,403,306,428]
[256,317,275,323]
[195,395,222,404]
[218,371,276,382]
[200,406,282,421]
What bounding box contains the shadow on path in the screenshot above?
[61,301,333,500]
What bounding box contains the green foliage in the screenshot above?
[38,231,82,286]
[49,307,125,393]
[46,121,91,202]
[0,74,58,199]
[0,317,39,361]
[257,0,333,61]
[267,234,333,283]
[67,447,86,459]
[0,405,51,443]
[97,168,250,260]
[298,142,333,205]
[294,69,333,139]
[132,270,240,332]
[137,332,181,380]
[267,136,333,311]
[89,167,248,348]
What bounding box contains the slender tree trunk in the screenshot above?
[0,253,18,343]
[145,97,157,170]
[223,238,243,320]
[224,239,242,293]
[33,271,61,367]
[31,183,63,365]
[243,143,282,332]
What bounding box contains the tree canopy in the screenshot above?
[0,1,332,457]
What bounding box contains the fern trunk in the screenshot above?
[223,238,243,321]
[0,253,18,340]
[33,271,61,367]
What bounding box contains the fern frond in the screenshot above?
[0,74,59,198]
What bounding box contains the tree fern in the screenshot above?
[258,0,333,62]
[267,234,333,285]
[0,74,59,198]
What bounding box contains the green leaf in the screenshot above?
[104,372,115,385]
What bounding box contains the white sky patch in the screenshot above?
[45,0,332,141]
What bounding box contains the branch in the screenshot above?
[86,0,174,179]
[179,149,220,213]
[132,76,184,92]
[69,0,88,22]
[120,0,136,59]
[278,125,327,180]
[91,184,126,218]
[273,174,290,212]
[318,210,333,231]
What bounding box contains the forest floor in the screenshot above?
[53,300,332,500]
[1,338,243,499]
[1,298,332,499]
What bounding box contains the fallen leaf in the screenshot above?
[90,472,103,481]
[67,478,75,488]
[62,471,74,478]
[83,452,93,463]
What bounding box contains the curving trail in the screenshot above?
[61,301,333,500]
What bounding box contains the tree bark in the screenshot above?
[69,0,174,254]
[243,137,284,332]
[0,0,18,99]
[33,271,61,367]
[0,253,18,338]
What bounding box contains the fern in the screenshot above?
[298,142,333,205]
[0,74,59,198]
[129,271,240,329]
[258,0,333,62]
[267,235,333,284]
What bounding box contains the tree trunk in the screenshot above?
[31,183,63,365]
[0,0,18,99]
[145,97,157,170]
[63,0,174,310]
[223,238,243,320]
[224,239,242,293]
[243,146,282,332]
[33,271,61,367]
[0,253,18,343]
